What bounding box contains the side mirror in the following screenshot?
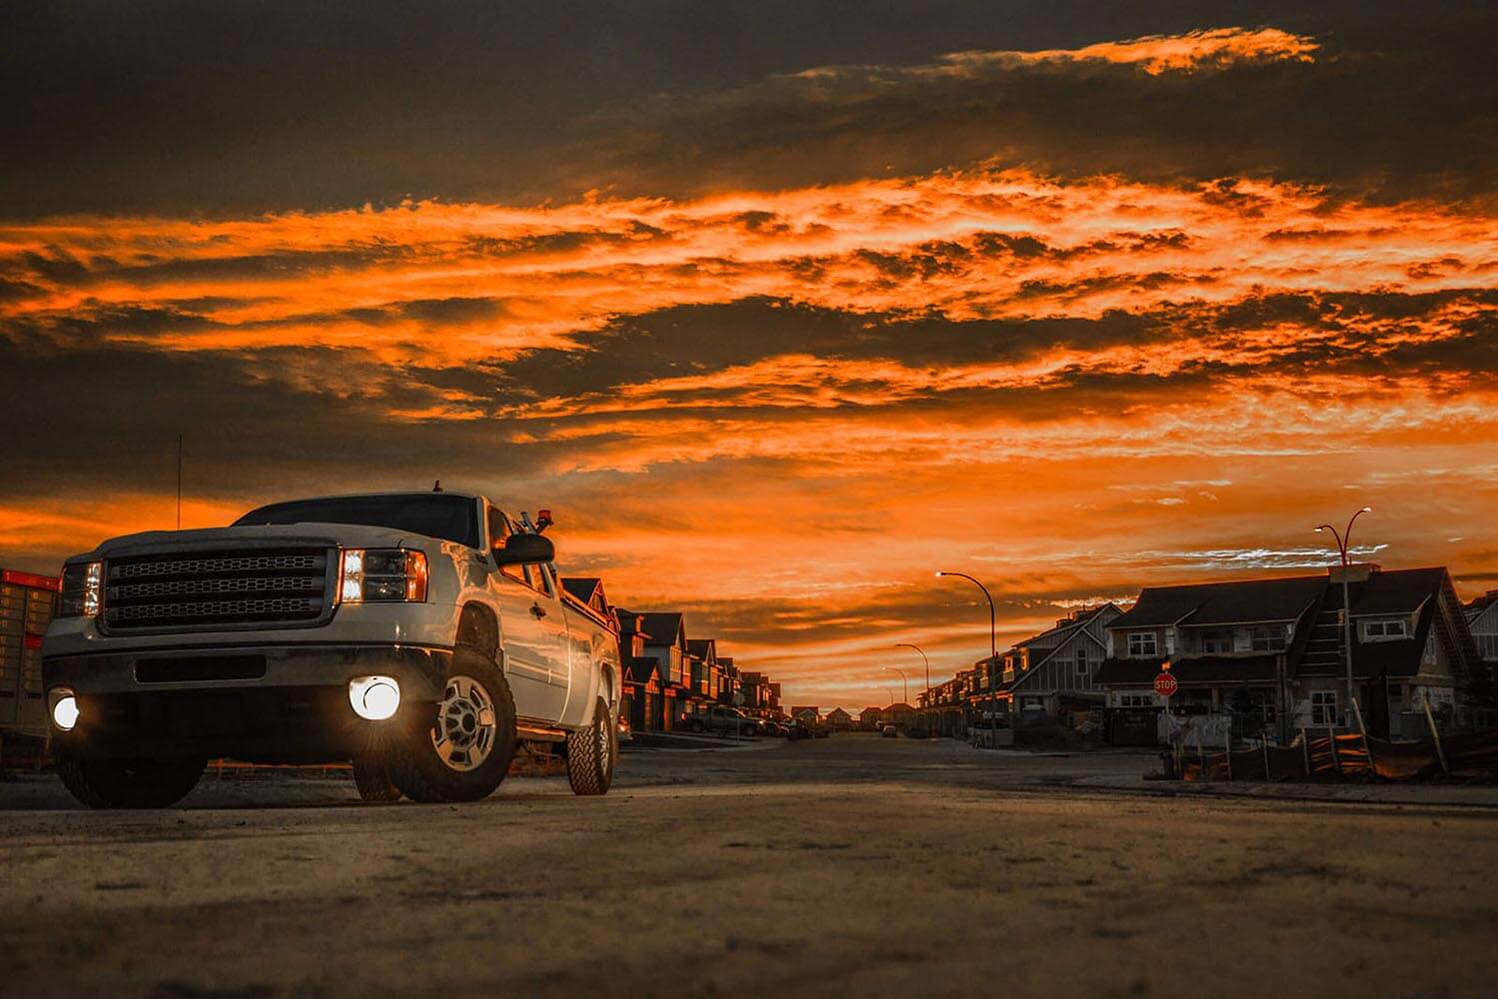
[495,533,555,566]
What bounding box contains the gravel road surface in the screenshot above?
[2,735,1494,998]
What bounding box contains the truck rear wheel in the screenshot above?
[54,748,205,809]
[388,650,517,803]
[566,697,617,796]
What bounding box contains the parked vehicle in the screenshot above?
[812,722,831,738]
[881,724,899,738]
[686,705,758,737]
[43,490,622,808]
[785,718,814,741]
[757,717,789,737]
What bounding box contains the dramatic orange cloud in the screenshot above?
[3,20,1494,709]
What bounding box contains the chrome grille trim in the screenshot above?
[102,547,333,632]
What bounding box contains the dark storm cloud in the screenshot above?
[2,2,1491,217]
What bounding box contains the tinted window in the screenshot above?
[234,494,481,548]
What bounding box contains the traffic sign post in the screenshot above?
[1153,671,1178,698]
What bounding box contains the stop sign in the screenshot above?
[1153,671,1178,698]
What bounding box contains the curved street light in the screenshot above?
[936,570,1000,732]
[1315,506,1373,726]
[895,642,931,706]
[883,665,909,705]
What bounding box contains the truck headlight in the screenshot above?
[349,675,401,720]
[49,687,79,731]
[59,561,103,618]
[338,548,428,604]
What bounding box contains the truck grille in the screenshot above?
[104,549,331,631]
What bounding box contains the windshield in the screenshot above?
[233,494,481,548]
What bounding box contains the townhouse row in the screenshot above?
[916,563,1490,745]
[560,578,785,734]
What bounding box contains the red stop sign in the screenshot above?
[1153,672,1178,698]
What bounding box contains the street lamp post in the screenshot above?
[883,666,909,705]
[1316,506,1373,727]
[936,571,999,733]
[895,642,932,733]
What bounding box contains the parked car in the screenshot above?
[686,705,758,737]
[881,724,899,738]
[786,719,814,741]
[44,490,623,807]
[812,722,831,739]
[757,718,789,737]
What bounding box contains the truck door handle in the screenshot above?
[531,603,547,619]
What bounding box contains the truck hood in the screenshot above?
[75,523,445,561]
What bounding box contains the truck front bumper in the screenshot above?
[44,643,451,763]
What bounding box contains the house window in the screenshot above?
[1311,691,1339,726]
[1251,625,1286,652]
[1074,646,1089,677]
[1200,629,1232,654]
[1364,619,1408,639]
[1119,693,1156,708]
[1128,632,1157,657]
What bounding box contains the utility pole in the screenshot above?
[1316,507,1372,727]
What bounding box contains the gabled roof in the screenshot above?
[561,576,602,602]
[633,612,686,648]
[624,657,661,684]
[615,609,652,641]
[1109,575,1326,629]
[686,638,717,660]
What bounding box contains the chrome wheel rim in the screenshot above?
[432,675,497,773]
[598,708,614,777]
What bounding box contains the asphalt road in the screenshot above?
[2,735,1495,998]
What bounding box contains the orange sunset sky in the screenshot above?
[2,3,1495,708]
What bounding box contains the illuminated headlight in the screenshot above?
[349,675,401,720]
[59,561,103,618]
[338,548,428,604]
[49,687,79,731]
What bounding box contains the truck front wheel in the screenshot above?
[54,748,205,809]
[565,697,617,796]
[387,651,517,803]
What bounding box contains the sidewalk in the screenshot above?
[1065,773,1498,808]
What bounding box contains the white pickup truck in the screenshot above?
[42,490,621,807]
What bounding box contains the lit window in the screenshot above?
[1128,632,1158,657]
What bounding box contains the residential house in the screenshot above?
[997,605,1123,720]
[790,705,820,725]
[826,707,853,730]
[717,658,740,706]
[859,706,884,730]
[617,612,662,732]
[1465,590,1498,694]
[621,610,692,731]
[686,638,718,716]
[1096,565,1479,741]
[880,702,916,728]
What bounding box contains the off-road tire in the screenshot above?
[54,748,205,809]
[565,697,617,796]
[387,647,517,804]
[351,753,402,802]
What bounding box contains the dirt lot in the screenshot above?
[2,735,1496,998]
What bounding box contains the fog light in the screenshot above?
[349,675,401,721]
[49,688,79,732]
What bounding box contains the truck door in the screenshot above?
[487,509,569,723]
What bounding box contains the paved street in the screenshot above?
[3,734,1496,998]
